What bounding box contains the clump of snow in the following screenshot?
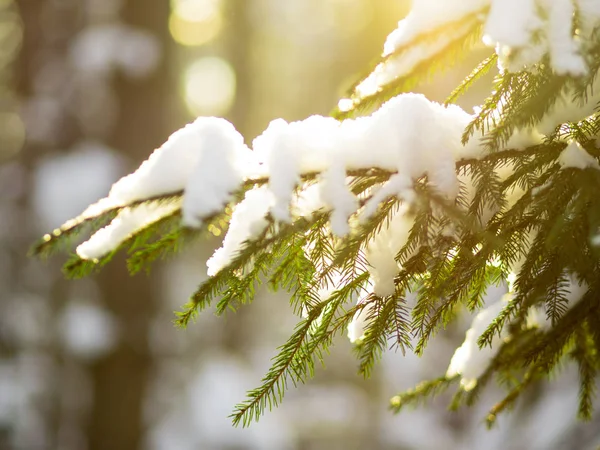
[76,202,179,260]
[483,0,540,48]
[557,141,600,170]
[383,0,487,56]
[182,121,255,227]
[77,117,253,226]
[206,187,272,276]
[446,289,511,391]
[319,162,357,236]
[292,182,326,218]
[544,0,587,76]
[253,116,340,221]
[358,0,600,104]
[111,118,251,207]
[365,205,414,297]
[482,0,592,75]
[358,24,473,99]
[357,0,487,99]
[250,93,473,235]
[347,294,377,343]
[75,94,477,271]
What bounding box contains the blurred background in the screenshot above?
[1,0,599,449]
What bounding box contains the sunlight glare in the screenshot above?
[169,0,222,47]
[183,57,236,116]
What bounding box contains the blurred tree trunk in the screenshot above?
[224,0,252,138]
[87,1,170,450]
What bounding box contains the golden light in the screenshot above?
[0,112,25,159]
[169,0,223,47]
[183,57,236,116]
[331,0,374,35]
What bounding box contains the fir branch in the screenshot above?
[230,272,370,427]
[355,295,389,378]
[215,249,273,314]
[267,235,317,315]
[62,206,182,279]
[544,271,571,325]
[174,274,229,328]
[231,308,322,427]
[572,326,598,421]
[481,70,569,151]
[176,214,326,326]
[462,71,521,145]
[390,375,459,413]
[485,370,537,428]
[334,14,485,119]
[126,225,195,275]
[445,53,498,105]
[525,289,597,374]
[31,209,119,259]
[30,194,182,259]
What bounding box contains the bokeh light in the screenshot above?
[183,57,236,116]
[330,0,374,35]
[0,113,25,160]
[169,0,222,47]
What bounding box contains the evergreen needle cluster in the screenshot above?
[32,5,600,428]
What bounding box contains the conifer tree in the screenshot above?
[33,0,600,428]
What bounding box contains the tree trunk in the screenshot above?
[86,1,170,450]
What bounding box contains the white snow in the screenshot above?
[76,202,179,260]
[74,117,254,250]
[356,0,600,103]
[383,0,487,56]
[358,23,473,98]
[319,162,357,236]
[557,141,600,170]
[365,204,414,297]
[206,187,272,276]
[181,121,255,227]
[484,0,594,75]
[446,289,511,391]
[347,294,377,343]
[292,182,326,218]
[544,0,587,76]
[110,118,250,207]
[360,174,413,221]
[356,0,488,99]
[74,93,480,273]
[253,116,340,221]
[483,0,540,48]
[250,93,474,237]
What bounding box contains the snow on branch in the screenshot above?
[337,0,600,117]
[31,0,600,427]
[47,94,480,264]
